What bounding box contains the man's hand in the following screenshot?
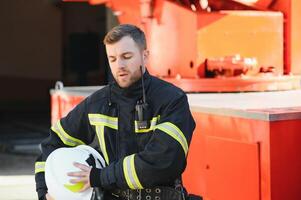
[46,193,54,200]
[67,162,92,192]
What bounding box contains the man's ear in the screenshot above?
[143,50,149,62]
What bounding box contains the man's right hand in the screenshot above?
[46,193,54,200]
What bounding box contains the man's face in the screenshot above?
[106,36,148,88]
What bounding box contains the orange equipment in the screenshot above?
[204,55,259,77]
[53,1,301,200]
[63,0,301,92]
[186,103,301,200]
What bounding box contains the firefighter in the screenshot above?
[35,24,196,200]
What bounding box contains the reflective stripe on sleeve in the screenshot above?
[96,125,109,164]
[88,114,118,130]
[123,154,143,189]
[155,122,188,156]
[35,161,45,174]
[51,121,85,147]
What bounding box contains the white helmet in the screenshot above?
[45,145,105,200]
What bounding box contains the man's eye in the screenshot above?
[123,55,132,59]
[109,58,116,62]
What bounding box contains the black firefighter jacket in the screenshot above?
[35,70,196,199]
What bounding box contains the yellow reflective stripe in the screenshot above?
[35,161,45,174]
[155,122,188,156]
[51,121,85,147]
[88,113,118,165]
[96,125,109,164]
[123,154,143,189]
[123,155,133,189]
[88,114,118,130]
[134,116,160,133]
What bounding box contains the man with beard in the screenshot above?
[35,24,196,200]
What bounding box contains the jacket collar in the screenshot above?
[111,69,151,102]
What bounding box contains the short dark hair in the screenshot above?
[103,24,147,50]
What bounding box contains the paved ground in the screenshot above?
[0,153,37,200]
[0,175,36,200]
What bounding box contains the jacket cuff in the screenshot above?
[90,167,102,187]
[37,189,47,200]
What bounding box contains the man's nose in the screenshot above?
[117,59,126,69]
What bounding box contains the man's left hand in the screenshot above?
[67,162,92,192]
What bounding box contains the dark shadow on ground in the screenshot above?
[0,111,50,176]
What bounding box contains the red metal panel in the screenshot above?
[183,112,261,200]
[197,11,284,77]
[290,0,301,75]
[271,0,301,75]
[205,136,259,200]
[50,93,60,125]
[108,0,142,25]
[148,1,197,78]
[270,119,301,200]
[183,111,271,199]
[183,110,301,200]
[50,92,85,124]
[183,114,207,196]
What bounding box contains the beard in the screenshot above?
[115,67,142,88]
